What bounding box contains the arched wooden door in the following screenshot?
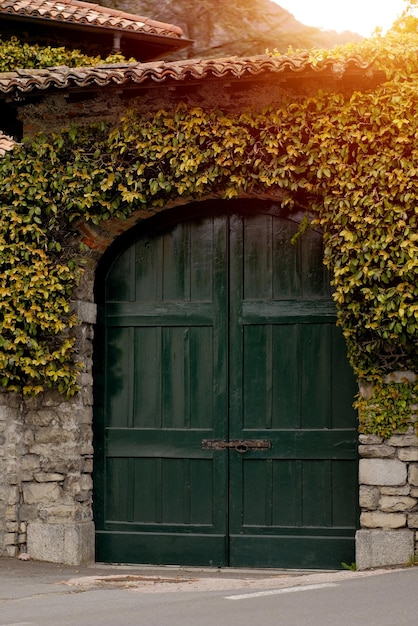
[94,202,358,569]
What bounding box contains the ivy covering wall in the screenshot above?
[0,21,418,436]
[0,36,127,71]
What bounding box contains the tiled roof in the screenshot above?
[0,54,379,97]
[0,0,184,39]
[0,131,18,154]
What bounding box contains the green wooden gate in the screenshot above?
[94,202,358,569]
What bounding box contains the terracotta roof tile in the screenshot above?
[0,54,379,98]
[0,131,18,155]
[0,0,184,39]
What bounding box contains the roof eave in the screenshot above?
[0,12,192,59]
[0,55,386,101]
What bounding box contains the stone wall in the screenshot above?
[357,428,418,569]
[0,291,97,564]
[0,393,25,557]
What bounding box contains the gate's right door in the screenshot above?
[227,212,358,569]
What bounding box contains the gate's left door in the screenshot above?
[94,215,229,565]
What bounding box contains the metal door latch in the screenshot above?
[201,439,271,453]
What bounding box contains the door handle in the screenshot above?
[201,439,271,453]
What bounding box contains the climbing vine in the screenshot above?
[0,36,128,71]
[1,14,418,434]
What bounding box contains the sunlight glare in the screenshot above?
[274,0,407,37]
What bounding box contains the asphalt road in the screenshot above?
[0,561,417,626]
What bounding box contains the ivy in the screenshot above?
[0,36,128,71]
[1,19,418,434]
[355,380,418,439]
[0,207,82,396]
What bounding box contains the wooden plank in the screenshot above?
[301,229,331,298]
[105,327,134,428]
[243,325,272,430]
[301,324,332,428]
[96,532,228,567]
[134,233,163,302]
[105,458,131,522]
[106,245,135,302]
[229,535,355,569]
[190,217,214,301]
[161,327,188,429]
[302,460,332,527]
[331,326,358,428]
[162,222,189,301]
[105,428,215,458]
[272,460,302,527]
[235,430,357,459]
[272,217,301,299]
[133,327,162,428]
[105,301,214,325]
[272,324,302,429]
[242,300,337,323]
[332,460,359,528]
[190,460,214,524]
[242,458,272,527]
[190,327,214,429]
[243,213,272,300]
[132,458,158,523]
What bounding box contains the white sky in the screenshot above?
[274,0,408,36]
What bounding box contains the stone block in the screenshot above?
[358,382,373,401]
[35,473,65,483]
[409,464,418,486]
[387,433,418,448]
[399,448,418,462]
[381,485,410,496]
[39,504,78,521]
[407,513,418,528]
[23,482,61,505]
[7,487,20,505]
[5,532,17,545]
[359,459,407,486]
[379,495,417,512]
[19,504,38,521]
[384,371,417,384]
[25,410,57,427]
[358,445,395,459]
[27,521,95,565]
[359,486,380,510]
[41,391,66,407]
[72,301,97,325]
[356,529,414,570]
[21,454,41,472]
[34,428,71,445]
[359,434,383,445]
[360,511,406,529]
[6,505,17,520]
